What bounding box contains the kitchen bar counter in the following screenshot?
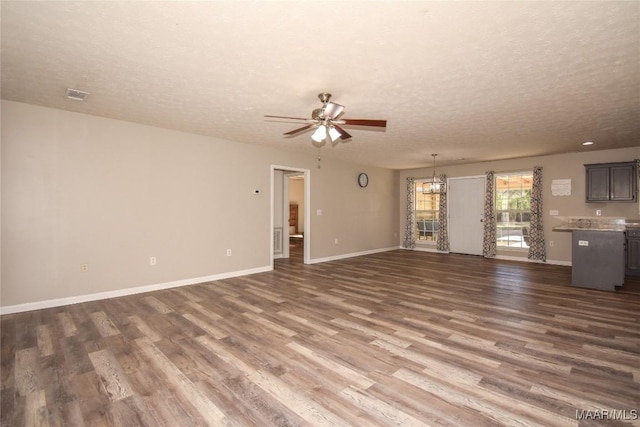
[552,216,628,232]
[551,217,635,291]
[570,230,625,291]
[553,223,626,232]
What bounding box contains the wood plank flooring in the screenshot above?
[2,249,639,426]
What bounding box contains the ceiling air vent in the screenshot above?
[65,88,90,101]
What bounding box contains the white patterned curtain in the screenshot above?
[528,166,546,262]
[483,171,497,258]
[436,174,450,252]
[403,177,416,249]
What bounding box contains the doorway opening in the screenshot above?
[287,173,305,264]
[271,165,311,268]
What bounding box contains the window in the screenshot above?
[414,181,440,241]
[495,172,532,248]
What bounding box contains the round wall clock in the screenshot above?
[358,173,369,188]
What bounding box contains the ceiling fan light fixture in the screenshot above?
[328,126,341,142]
[265,92,387,147]
[311,125,327,143]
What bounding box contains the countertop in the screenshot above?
[552,217,636,233]
[552,223,626,232]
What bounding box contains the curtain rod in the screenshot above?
[492,168,537,175]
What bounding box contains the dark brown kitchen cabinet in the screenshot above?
[626,229,640,276]
[585,161,637,202]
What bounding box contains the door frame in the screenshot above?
[281,173,291,260]
[270,165,311,266]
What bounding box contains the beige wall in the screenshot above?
[5,99,635,309]
[400,146,640,263]
[1,101,399,308]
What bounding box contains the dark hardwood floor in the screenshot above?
[2,248,639,426]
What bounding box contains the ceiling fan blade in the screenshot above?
[323,102,345,120]
[284,124,314,135]
[333,125,352,140]
[342,118,387,127]
[265,115,309,121]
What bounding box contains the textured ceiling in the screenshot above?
[2,1,639,169]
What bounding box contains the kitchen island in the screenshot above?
[553,218,626,291]
[570,229,625,290]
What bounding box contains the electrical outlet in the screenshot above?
[334,238,338,244]
[549,241,554,247]
[150,257,156,266]
[595,209,602,216]
[80,263,88,272]
[549,210,559,216]
[578,240,589,246]
[226,249,232,256]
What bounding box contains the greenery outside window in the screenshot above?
[414,181,440,242]
[495,172,532,249]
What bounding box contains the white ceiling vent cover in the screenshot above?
[65,88,90,101]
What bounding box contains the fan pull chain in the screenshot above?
[317,150,321,169]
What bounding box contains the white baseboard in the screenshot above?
[404,246,571,266]
[0,265,273,315]
[1,250,572,315]
[409,246,449,254]
[495,254,571,266]
[546,259,572,266]
[309,246,401,264]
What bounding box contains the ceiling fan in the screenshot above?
[265,93,387,145]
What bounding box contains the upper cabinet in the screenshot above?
[585,161,638,202]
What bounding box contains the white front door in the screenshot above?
[448,176,485,255]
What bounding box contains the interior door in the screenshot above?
[448,176,485,255]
